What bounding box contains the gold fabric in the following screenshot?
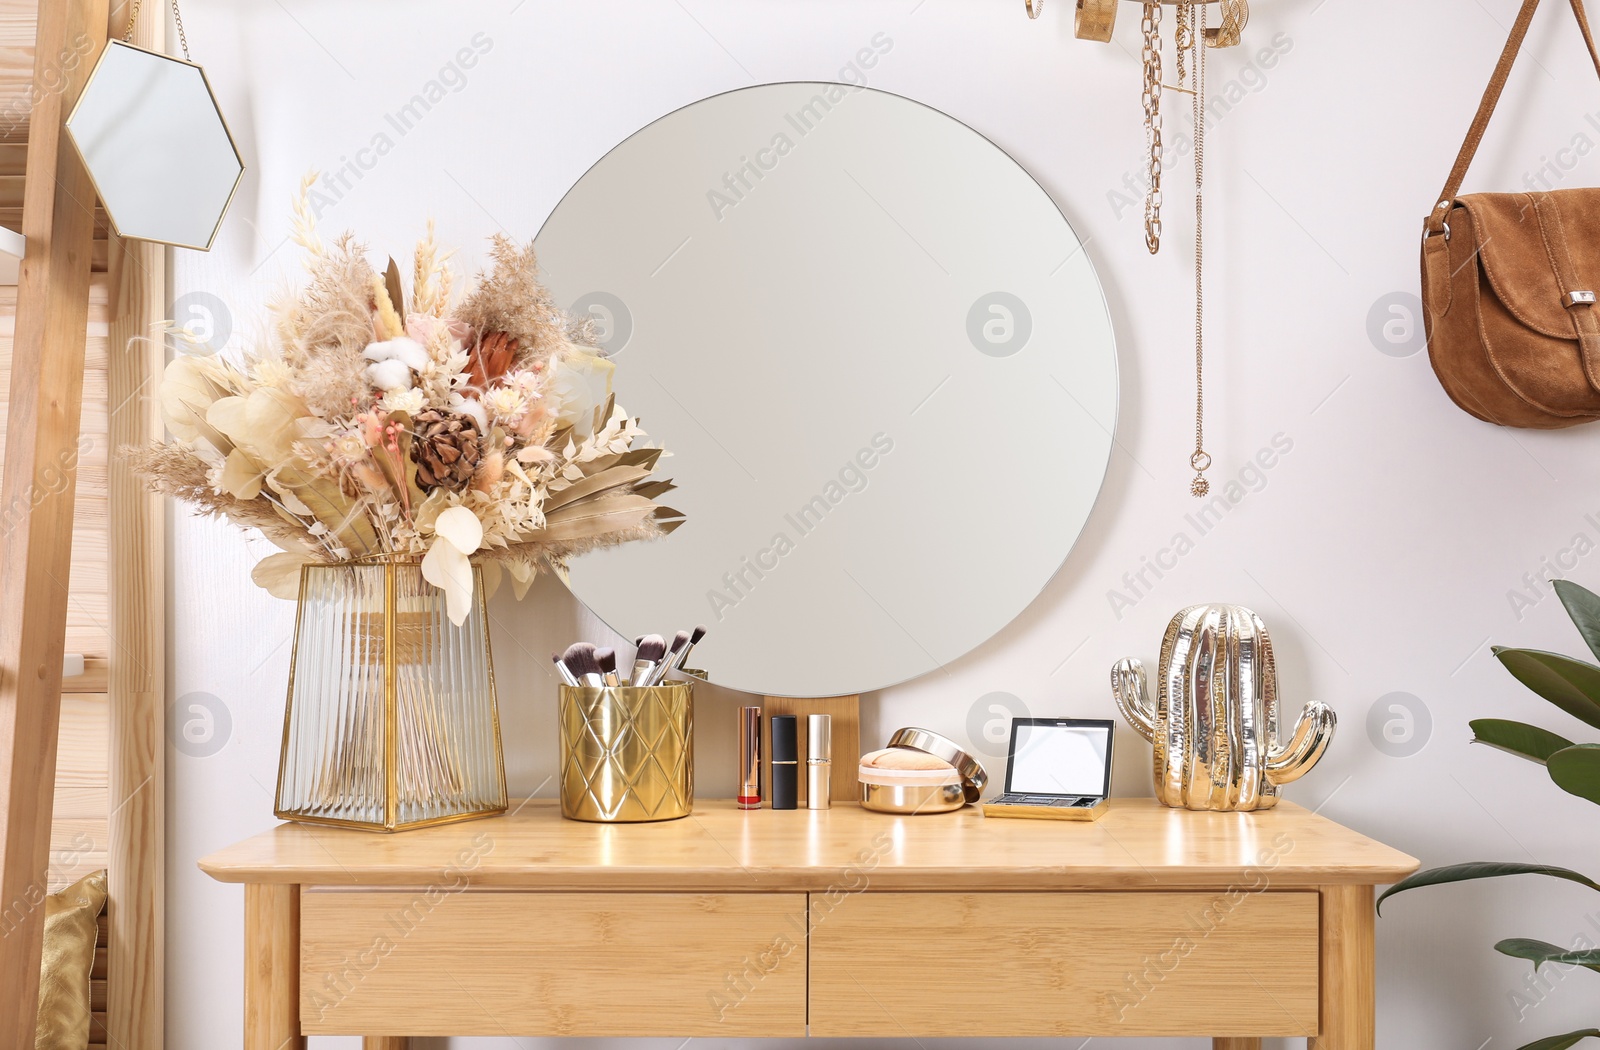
[35,869,106,1050]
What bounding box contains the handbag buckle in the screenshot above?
[1567,291,1597,307]
[1424,200,1452,243]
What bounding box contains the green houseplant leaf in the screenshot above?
[1556,580,1600,664]
[1512,1030,1600,1050]
[1471,718,1577,764]
[1493,647,1600,731]
[1388,581,1600,1050]
[1548,744,1600,806]
[1496,937,1600,973]
[1377,862,1600,914]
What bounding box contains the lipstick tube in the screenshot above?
[737,706,762,809]
[807,713,832,810]
[771,715,798,810]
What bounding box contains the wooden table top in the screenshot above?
[200,799,1417,891]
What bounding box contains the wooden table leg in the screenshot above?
[1309,884,1375,1050]
[364,1040,410,1050]
[1213,1039,1261,1050]
[245,884,304,1050]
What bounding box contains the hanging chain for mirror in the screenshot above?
[122,0,191,59]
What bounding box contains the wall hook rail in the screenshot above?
[1041,0,1248,48]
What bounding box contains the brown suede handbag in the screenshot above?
[1423,0,1600,428]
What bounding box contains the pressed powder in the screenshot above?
[858,747,966,814]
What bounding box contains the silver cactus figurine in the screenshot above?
[1111,604,1336,811]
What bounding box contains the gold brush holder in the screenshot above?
[559,684,694,822]
[274,559,508,832]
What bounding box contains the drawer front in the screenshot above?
[809,891,1319,1037]
[300,891,807,1037]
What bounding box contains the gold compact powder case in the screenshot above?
[858,748,966,815]
[886,727,988,803]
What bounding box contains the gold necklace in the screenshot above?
[1188,1,1211,498]
[1140,3,1163,255]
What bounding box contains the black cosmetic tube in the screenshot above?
[771,715,799,810]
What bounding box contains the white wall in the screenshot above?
[168,1,1600,1047]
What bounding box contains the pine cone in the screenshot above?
[410,409,481,493]
[466,330,519,391]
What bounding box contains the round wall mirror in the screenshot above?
[538,82,1117,698]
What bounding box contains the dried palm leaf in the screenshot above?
[543,464,652,512]
[532,493,659,544]
[384,257,406,319]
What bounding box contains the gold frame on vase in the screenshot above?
[274,560,508,833]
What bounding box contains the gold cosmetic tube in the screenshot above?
[738,705,762,809]
[807,713,832,810]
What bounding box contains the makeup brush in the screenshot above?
[647,631,692,686]
[551,652,580,687]
[666,624,707,679]
[562,642,605,687]
[629,634,666,687]
[596,647,621,687]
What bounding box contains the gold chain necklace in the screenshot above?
[1174,3,1192,85]
[1188,1,1211,497]
[1140,3,1163,255]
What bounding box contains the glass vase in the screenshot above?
[274,558,507,831]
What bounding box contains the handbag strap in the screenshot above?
[1426,0,1600,234]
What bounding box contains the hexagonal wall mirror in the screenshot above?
[66,41,243,251]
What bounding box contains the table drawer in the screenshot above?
[809,891,1319,1037]
[300,890,807,1037]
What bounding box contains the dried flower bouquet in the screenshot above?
[129,178,681,623]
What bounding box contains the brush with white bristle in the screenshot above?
[596,647,621,687]
[562,642,605,687]
[629,635,666,687]
[647,631,692,686]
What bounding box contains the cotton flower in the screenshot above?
[366,358,413,392]
[449,394,489,433]
[362,336,430,392]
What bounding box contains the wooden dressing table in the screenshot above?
[201,798,1416,1049]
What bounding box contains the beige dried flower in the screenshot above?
[131,189,682,613]
[455,236,569,359]
[379,388,425,415]
[251,357,293,389]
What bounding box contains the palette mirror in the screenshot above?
[538,82,1117,697]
